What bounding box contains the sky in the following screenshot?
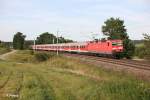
[0,0,150,41]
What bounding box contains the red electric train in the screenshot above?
[32,40,123,58]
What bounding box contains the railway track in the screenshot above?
[64,53,150,71]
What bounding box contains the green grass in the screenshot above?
[6,50,35,63]
[0,50,150,100]
[0,47,11,55]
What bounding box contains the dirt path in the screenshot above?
[0,50,17,60]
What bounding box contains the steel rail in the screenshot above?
[64,53,150,71]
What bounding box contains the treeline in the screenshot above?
[11,17,134,59]
[13,32,73,50]
[0,40,11,54]
[36,32,73,44]
[0,40,12,48]
[3,17,150,60]
[132,40,144,45]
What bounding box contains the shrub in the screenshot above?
[34,53,50,62]
[34,52,55,62]
[135,46,146,58]
[134,43,150,60]
[30,50,34,55]
[123,39,135,59]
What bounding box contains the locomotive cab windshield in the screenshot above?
[112,40,123,52]
[112,41,123,46]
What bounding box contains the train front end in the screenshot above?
[111,40,124,58]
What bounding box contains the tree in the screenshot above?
[143,33,150,60]
[24,40,34,49]
[102,17,128,40]
[36,32,56,44]
[123,39,135,59]
[134,33,150,60]
[36,32,73,44]
[143,33,150,42]
[58,36,73,43]
[102,17,135,58]
[13,32,26,50]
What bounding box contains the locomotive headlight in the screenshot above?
[118,47,123,49]
[112,48,117,50]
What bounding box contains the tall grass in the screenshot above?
[20,73,55,100]
[6,50,56,63]
[0,50,149,100]
[0,47,11,55]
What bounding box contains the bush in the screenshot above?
[34,52,56,62]
[134,43,150,60]
[134,45,146,58]
[34,53,50,62]
[123,39,135,59]
[30,50,34,55]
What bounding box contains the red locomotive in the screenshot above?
[32,39,123,58]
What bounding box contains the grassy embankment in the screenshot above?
[0,47,11,55]
[0,50,150,100]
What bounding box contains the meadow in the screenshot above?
[0,50,150,100]
[0,47,11,55]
